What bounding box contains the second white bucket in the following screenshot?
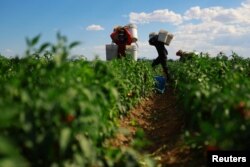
[106,44,118,61]
[158,29,168,43]
[126,23,138,42]
[126,45,138,61]
[166,33,174,46]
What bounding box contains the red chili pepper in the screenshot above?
[235,101,245,117]
[206,145,219,151]
[65,114,75,123]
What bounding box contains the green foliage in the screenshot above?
[0,35,155,166]
[108,57,154,113]
[169,54,250,150]
[25,32,81,61]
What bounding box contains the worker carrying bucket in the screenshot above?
[110,26,132,58]
[149,30,174,80]
[106,24,138,60]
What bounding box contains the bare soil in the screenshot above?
[112,88,206,167]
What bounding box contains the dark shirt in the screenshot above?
[149,35,168,59]
[118,31,128,44]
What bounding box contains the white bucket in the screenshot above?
[126,44,137,61]
[126,23,138,42]
[149,32,157,39]
[158,29,169,43]
[106,44,118,60]
[166,33,174,46]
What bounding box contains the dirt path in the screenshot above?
[113,88,206,166]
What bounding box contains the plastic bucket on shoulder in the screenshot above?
[125,45,138,61]
[166,34,174,46]
[106,44,118,60]
[154,76,166,93]
[158,29,168,43]
[126,23,138,42]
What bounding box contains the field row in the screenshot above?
[0,54,155,167]
[169,54,250,150]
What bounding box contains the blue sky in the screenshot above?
[1,0,250,60]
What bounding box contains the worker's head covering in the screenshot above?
[149,32,157,39]
[118,28,125,34]
[176,50,183,56]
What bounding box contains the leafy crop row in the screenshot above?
[169,53,250,150]
[0,34,155,167]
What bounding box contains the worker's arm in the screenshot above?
[110,32,118,44]
[124,28,133,45]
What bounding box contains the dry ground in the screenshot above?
[112,88,206,167]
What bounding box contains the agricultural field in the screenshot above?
[0,35,250,167]
[169,53,250,151]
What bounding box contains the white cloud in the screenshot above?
[5,48,14,53]
[129,9,183,25]
[184,5,250,25]
[1,48,16,57]
[172,0,250,57]
[173,24,249,57]
[78,0,250,60]
[135,41,155,59]
[127,0,250,58]
[86,24,104,31]
[92,45,106,59]
[69,45,106,60]
[71,46,85,55]
[242,0,250,7]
